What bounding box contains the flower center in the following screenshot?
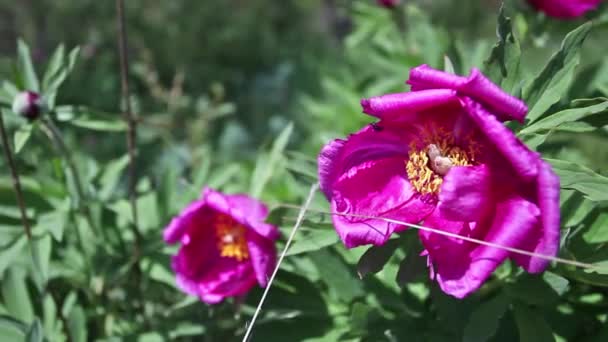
[405,133,475,196]
[215,214,249,261]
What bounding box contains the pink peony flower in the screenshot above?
[318,65,560,298]
[377,0,400,8]
[164,187,279,304]
[528,0,602,19]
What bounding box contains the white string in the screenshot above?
[242,183,319,342]
[277,203,607,272]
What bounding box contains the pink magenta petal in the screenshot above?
[361,89,458,121]
[203,188,279,240]
[332,157,435,248]
[246,231,277,287]
[528,0,602,19]
[511,161,561,272]
[438,165,493,222]
[407,65,527,122]
[408,64,467,90]
[319,125,410,199]
[163,199,208,243]
[460,69,527,123]
[461,97,538,182]
[423,196,540,298]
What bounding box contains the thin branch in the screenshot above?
[242,183,319,342]
[0,113,32,239]
[116,0,142,258]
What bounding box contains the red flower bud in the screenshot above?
[377,0,400,8]
[12,91,45,121]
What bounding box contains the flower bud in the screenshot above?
[12,91,45,121]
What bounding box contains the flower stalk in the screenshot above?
[116,0,142,261]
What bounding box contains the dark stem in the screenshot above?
[116,0,142,260]
[0,113,32,239]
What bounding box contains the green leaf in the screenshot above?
[31,234,52,287]
[506,275,559,307]
[66,47,80,73]
[67,306,87,342]
[546,158,608,202]
[98,154,129,200]
[463,294,509,342]
[309,249,364,302]
[42,44,65,92]
[13,124,33,154]
[35,211,68,242]
[0,314,28,337]
[513,304,555,342]
[250,122,293,198]
[519,100,608,135]
[396,250,426,287]
[483,5,521,93]
[25,318,43,342]
[286,229,339,256]
[356,239,399,278]
[0,236,27,277]
[524,22,592,123]
[17,39,39,92]
[1,267,34,323]
[582,211,608,244]
[542,272,569,296]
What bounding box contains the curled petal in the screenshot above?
[331,157,434,248]
[462,98,538,182]
[407,65,527,122]
[424,196,540,298]
[512,161,561,272]
[438,165,493,222]
[361,89,458,121]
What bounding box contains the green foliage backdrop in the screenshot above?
[1,0,608,341]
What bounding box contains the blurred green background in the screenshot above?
[1,0,608,341]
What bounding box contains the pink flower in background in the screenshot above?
[377,0,400,8]
[164,188,279,304]
[528,0,602,19]
[318,65,560,298]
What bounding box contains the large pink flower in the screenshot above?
[318,65,560,298]
[528,0,602,19]
[164,188,279,304]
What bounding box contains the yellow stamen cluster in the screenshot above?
[215,214,249,261]
[405,128,475,196]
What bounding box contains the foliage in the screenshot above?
[1,0,608,341]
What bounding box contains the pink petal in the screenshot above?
[438,165,493,222]
[407,65,527,122]
[511,161,561,272]
[163,199,209,243]
[246,231,277,287]
[423,196,540,298]
[318,125,410,199]
[361,89,458,121]
[331,157,435,248]
[461,97,538,182]
[203,188,279,240]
